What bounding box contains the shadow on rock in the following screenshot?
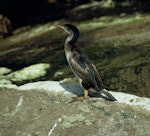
[60,82,110,100]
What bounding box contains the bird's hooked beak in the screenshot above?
[57,24,70,35]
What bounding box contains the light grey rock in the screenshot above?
[18,81,150,111]
[0,85,149,136]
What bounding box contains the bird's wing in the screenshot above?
[91,63,104,89]
[69,52,100,88]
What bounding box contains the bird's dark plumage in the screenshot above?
[58,24,116,101]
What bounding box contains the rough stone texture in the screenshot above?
[5,63,50,84]
[0,67,11,75]
[0,81,150,136]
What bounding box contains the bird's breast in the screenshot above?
[65,50,71,62]
[65,50,80,78]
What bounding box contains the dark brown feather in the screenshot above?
[67,45,104,91]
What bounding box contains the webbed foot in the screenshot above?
[69,96,90,103]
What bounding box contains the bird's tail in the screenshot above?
[100,89,117,101]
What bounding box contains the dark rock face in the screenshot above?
[105,65,150,97]
[0,88,149,136]
[0,13,149,97]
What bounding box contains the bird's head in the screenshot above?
[57,24,79,43]
[57,24,79,35]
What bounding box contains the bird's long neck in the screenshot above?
[65,30,79,45]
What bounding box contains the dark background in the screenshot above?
[0,0,149,30]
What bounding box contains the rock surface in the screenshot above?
[0,81,150,136]
[3,63,50,84]
[0,67,11,75]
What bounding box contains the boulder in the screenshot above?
[0,67,12,75]
[0,81,149,136]
[6,63,50,84]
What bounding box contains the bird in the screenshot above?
[58,24,116,101]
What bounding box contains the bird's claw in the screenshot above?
[68,96,89,103]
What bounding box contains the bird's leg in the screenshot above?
[69,90,90,103]
[84,89,90,99]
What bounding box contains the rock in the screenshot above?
[0,67,18,89]
[18,81,83,96]
[0,67,12,75]
[0,81,150,136]
[0,79,18,89]
[6,63,50,83]
[18,81,150,111]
